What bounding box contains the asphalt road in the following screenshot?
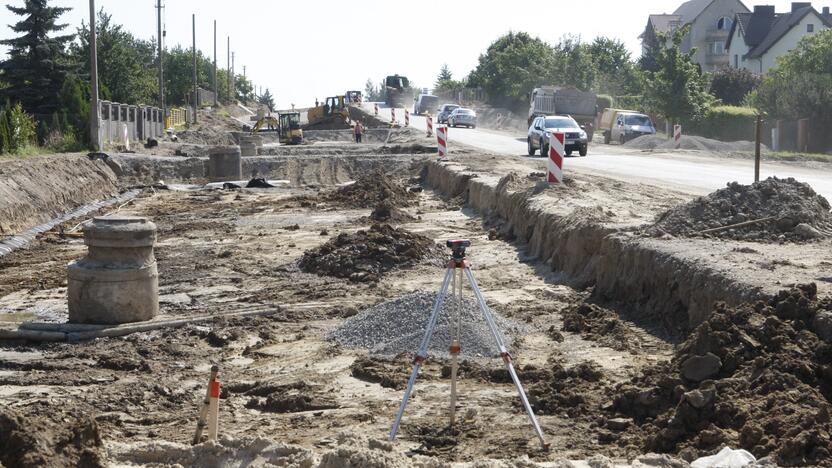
[362,102,832,201]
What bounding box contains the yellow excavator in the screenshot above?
[278,112,303,145]
[249,114,280,133]
[307,96,349,126]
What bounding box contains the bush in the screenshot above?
[709,68,761,105]
[596,94,613,112]
[685,105,757,141]
[0,103,37,154]
[614,95,646,111]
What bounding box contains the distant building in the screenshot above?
[643,0,751,71]
[727,3,832,73]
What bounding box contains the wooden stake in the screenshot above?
[193,365,219,445]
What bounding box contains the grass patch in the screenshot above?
[765,151,832,163]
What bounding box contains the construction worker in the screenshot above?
[315,98,319,107]
[354,120,363,143]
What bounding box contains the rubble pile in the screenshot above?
[651,177,832,241]
[298,224,439,282]
[609,284,832,466]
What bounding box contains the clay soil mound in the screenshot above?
[609,284,832,466]
[369,201,415,224]
[327,171,414,208]
[0,409,105,468]
[651,177,832,241]
[298,224,439,282]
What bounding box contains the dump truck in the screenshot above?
[383,75,410,108]
[528,87,598,139]
[596,108,656,145]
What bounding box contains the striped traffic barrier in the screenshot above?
[426,113,433,137]
[674,124,682,149]
[391,108,396,125]
[548,132,565,184]
[437,126,448,158]
[207,372,221,441]
[374,103,379,116]
[404,109,410,127]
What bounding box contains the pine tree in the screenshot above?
[258,89,275,111]
[0,0,76,119]
[435,64,453,88]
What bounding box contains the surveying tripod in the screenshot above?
[388,240,549,449]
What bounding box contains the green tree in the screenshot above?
[643,27,714,125]
[709,68,761,105]
[163,46,216,106]
[468,32,556,108]
[435,63,453,89]
[589,37,643,96]
[57,74,90,145]
[71,9,157,105]
[364,79,383,101]
[235,75,253,103]
[0,108,10,154]
[259,88,275,111]
[552,36,596,91]
[0,0,76,118]
[750,29,832,128]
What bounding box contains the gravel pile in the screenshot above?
[625,134,758,153]
[328,291,525,358]
[650,177,832,241]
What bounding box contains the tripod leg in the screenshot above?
[449,268,462,427]
[463,267,549,450]
[389,266,455,442]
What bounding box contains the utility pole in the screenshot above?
[192,14,197,124]
[156,0,165,122]
[213,20,217,107]
[754,114,762,183]
[226,37,231,103]
[89,0,101,150]
[231,52,235,103]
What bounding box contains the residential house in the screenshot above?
[727,3,832,73]
[643,0,751,71]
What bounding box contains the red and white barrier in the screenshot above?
[426,114,433,137]
[548,132,564,184]
[674,124,682,149]
[404,109,410,127]
[391,108,396,124]
[374,103,379,116]
[437,126,448,158]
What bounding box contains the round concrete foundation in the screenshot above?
[207,145,243,182]
[67,216,159,324]
[239,135,261,157]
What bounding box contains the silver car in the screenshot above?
[448,108,477,128]
[527,115,589,157]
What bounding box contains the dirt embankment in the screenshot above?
[609,284,832,466]
[0,155,119,235]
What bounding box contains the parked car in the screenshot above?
[436,104,460,124]
[413,94,439,115]
[597,109,656,144]
[527,115,589,157]
[448,108,477,128]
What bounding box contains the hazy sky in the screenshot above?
[0,0,807,108]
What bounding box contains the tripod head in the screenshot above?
[446,239,471,261]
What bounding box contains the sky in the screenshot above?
[0,0,808,109]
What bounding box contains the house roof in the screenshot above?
[746,7,832,58]
[673,0,716,22]
[726,12,753,50]
[648,14,683,33]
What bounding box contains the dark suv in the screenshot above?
[436,104,460,124]
[527,115,589,157]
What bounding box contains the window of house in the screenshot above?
[807,24,815,32]
[711,42,725,55]
[717,16,733,30]
[734,54,739,67]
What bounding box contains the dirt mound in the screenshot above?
[369,201,416,223]
[609,284,832,466]
[625,134,759,153]
[0,409,105,468]
[326,171,414,208]
[526,361,608,419]
[298,224,439,282]
[562,303,642,351]
[650,177,832,241]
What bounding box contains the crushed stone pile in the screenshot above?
[298,224,440,282]
[625,134,759,153]
[650,177,832,241]
[328,291,526,358]
[608,284,832,466]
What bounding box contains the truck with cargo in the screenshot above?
[596,108,657,144]
[528,87,598,139]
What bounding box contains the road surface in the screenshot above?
[362,102,832,200]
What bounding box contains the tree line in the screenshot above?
[0,0,256,154]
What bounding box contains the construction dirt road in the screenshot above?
[1,104,832,467]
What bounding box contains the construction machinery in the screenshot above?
[383,75,410,108]
[307,95,349,126]
[278,112,303,145]
[249,114,280,133]
[345,91,363,105]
